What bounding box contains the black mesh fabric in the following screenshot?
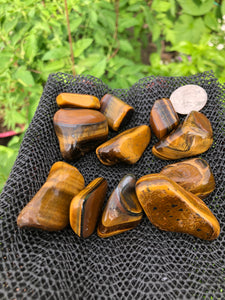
[0,71,225,300]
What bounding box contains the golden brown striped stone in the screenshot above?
[97,174,143,238]
[100,94,134,131]
[70,177,107,238]
[17,162,85,231]
[56,93,100,109]
[150,98,179,140]
[152,111,213,160]
[96,125,151,165]
[136,174,220,240]
[160,158,215,199]
[54,109,108,161]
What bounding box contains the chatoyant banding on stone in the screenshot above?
[100,94,134,131]
[150,98,179,140]
[56,93,100,109]
[152,111,213,160]
[17,162,85,231]
[96,125,151,165]
[54,109,108,161]
[97,174,143,238]
[160,158,215,199]
[70,177,107,238]
[136,174,220,240]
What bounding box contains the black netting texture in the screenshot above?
[0,71,225,300]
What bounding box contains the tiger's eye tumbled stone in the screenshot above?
[136,174,220,240]
[100,94,134,131]
[96,125,151,165]
[70,177,107,238]
[160,158,215,199]
[97,174,143,238]
[17,162,85,231]
[54,109,108,161]
[56,93,100,109]
[152,111,213,160]
[150,98,179,140]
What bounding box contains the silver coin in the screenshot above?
[170,85,207,114]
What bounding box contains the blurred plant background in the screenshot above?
[0,0,225,192]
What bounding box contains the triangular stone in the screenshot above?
[96,125,150,165]
[97,174,143,238]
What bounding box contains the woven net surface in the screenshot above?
[0,71,225,300]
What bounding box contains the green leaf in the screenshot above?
[94,30,109,47]
[15,67,35,86]
[74,38,93,57]
[169,0,176,17]
[90,57,107,78]
[70,17,83,32]
[0,52,12,74]
[152,23,161,42]
[222,1,225,16]
[174,14,206,43]
[152,0,171,12]
[119,39,134,53]
[0,145,18,192]
[3,17,18,33]
[42,47,70,61]
[204,11,219,31]
[24,34,38,63]
[118,18,139,32]
[176,0,214,16]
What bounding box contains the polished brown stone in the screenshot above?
[100,94,134,131]
[17,162,85,231]
[70,177,107,238]
[160,158,215,199]
[54,109,108,161]
[152,111,213,160]
[96,125,151,165]
[150,98,179,140]
[56,93,100,109]
[97,174,143,238]
[136,174,220,240]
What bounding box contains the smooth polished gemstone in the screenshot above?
[17,162,85,231]
[70,177,108,238]
[100,94,134,131]
[160,158,215,199]
[54,109,108,161]
[136,174,220,240]
[152,111,213,160]
[97,174,143,238]
[150,98,179,140]
[56,93,100,109]
[96,125,151,165]
[170,85,208,114]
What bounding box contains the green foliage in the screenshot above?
[0,0,225,192]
